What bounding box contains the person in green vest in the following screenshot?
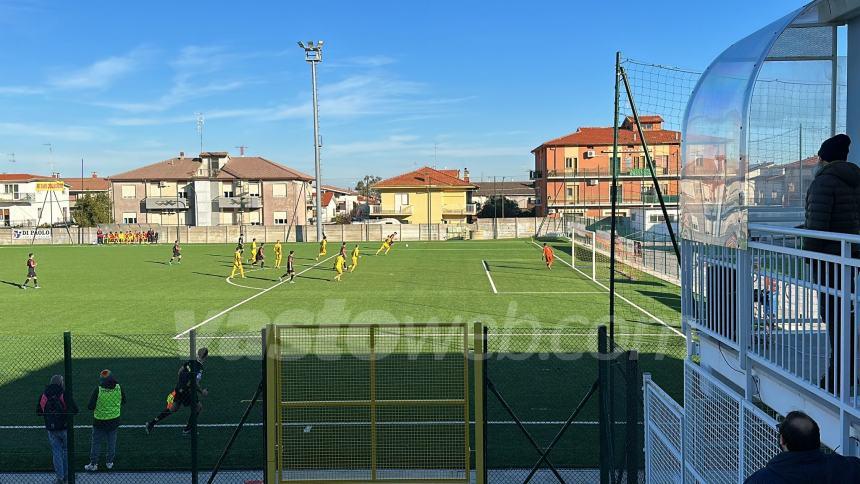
[84,369,126,472]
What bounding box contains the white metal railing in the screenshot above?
[0,192,35,203]
[369,205,412,216]
[643,365,781,484]
[684,224,860,414]
[441,203,477,215]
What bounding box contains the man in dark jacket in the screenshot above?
[84,369,126,472]
[745,411,860,483]
[37,375,79,484]
[803,134,860,392]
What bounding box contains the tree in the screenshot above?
[477,196,522,218]
[355,175,382,199]
[334,213,351,225]
[72,192,112,227]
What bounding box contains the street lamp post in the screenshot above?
[299,40,324,242]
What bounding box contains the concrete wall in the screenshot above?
[0,217,547,245]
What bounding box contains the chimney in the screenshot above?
[91,171,98,178]
[463,168,470,183]
[179,151,185,159]
[52,172,60,179]
[633,132,637,141]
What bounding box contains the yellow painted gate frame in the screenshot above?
[265,323,486,484]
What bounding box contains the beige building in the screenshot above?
[371,167,477,224]
[109,151,312,226]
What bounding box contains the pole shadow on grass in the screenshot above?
[1,280,22,288]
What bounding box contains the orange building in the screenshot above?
[531,116,681,218]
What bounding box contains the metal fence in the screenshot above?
[643,362,781,484]
[0,330,264,483]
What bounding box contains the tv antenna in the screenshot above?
[42,143,54,174]
[234,145,249,156]
[196,113,205,153]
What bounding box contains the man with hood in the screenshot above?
[803,134,860,391]
[37,374,78,484]
[84,369,126,472]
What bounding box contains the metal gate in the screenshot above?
[265,323,472,483]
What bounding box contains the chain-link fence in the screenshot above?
[0,330,264,483]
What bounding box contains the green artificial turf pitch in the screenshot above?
[0,238,683,474]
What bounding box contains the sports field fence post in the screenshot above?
[63,331,76,484]
[592,232,597,282]
[261,326,269,484]
[625,350,641,484]
[472,322,487,484]
[189,329,199,484]
[598,325,610,484]
[264,324,278,484]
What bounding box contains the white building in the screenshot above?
[318,185,363,222]
[0,174,70,227]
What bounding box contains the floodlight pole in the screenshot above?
[609,52,621,347]
[300,40,325,242]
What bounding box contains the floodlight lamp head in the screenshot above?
[298,41,306,49]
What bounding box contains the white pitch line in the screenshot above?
[225,267,268,291]
[499,291,605,295]
[482,260,498,294]
[174,255,337,339]
[530,240,685,338]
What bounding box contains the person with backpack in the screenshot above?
[37,375,78,484]
[84,369,126,472]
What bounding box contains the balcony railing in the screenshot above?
[545,167,675,179]
[442,203,477,215]
[0,192,35,203]
[683,225,860,415]
[144,197,190,210]
[369,205,412,216]
[217,196,262,210]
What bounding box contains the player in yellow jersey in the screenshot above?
[376,235,390,255]
[248,238,258,264]
[317,236,327,260]
[333,253,345,282]
[230,246,245,279]
[273,240,283,268]
[349,245,360,272]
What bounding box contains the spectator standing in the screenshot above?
[803,134,860,392]
[37,375,78,484]
[745,411,860,483]
[84,369,126,472]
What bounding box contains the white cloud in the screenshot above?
[0,121,102,141]
[0,85,44,95]
[51,48,149,90]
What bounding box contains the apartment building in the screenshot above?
[109,151,312,226]
[531,115,681,218]
[0,174,70,227]
[371,166,477,224]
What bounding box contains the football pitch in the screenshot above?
[0,238,684,474]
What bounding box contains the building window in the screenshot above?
[122,212,137,224]
[121,184,136,199]
[274,211,288,225]
[788,182,796,192]
[248,182,260,197]
[273,183,287,198]
[565,157,576,169]
[399,193,409,205]
[223,189,235,197]
[771,191,778,201]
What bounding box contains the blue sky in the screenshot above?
[0,0,808,188]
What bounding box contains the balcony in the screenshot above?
[684,225,860,451]
[442,203,477,216]
[217,196,262,210]
[0,192,35,204]
[144,197,189,210]
[545,167,676,179]
[369,205,412,216]
[546,193,680,208]
[640,193,679,204]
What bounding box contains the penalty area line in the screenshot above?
[174,255,337,339]
[482,260,498,294]
[530,240,685,338]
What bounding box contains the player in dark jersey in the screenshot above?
[254,243,265,269]
[144,347,208,435]
[339,242,347,257]
[21,253,39,289]
[168,240,182,265]
[279,250,297,283]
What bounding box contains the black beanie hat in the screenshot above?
[818,134,851,162]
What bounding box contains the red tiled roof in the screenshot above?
[109,155,312,181]
[373,166,476,189]
[64,177,111,191]
[321,191,335,207]
[533,126,680,152]
[0,173,62,183]
[439,169,460,179]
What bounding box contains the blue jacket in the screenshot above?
[745,450,860,484]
